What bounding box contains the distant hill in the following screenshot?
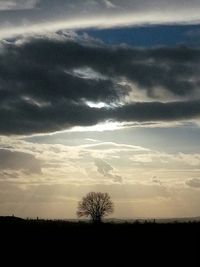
[106,216,200,223]
[153,216,200,223]
[1,216,200,223]
[0,216,25,222]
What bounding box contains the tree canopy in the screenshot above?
[77,192,114,223]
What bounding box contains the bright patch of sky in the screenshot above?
[25,122,200,154]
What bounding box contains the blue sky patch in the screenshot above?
[78,24,200,47]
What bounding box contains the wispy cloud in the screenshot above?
[186,178,200,188]
[94,158,123,183]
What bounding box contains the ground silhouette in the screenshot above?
[0,216,198,265]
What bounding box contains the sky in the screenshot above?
[1,0,200,219]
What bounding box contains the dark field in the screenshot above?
[0,217,198,265]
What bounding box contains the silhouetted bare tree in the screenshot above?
[77,192,114,223]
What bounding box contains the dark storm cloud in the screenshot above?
[0,149,42,173]
[110,99,200,122]
[5,36,199,97]
[1,34,200,134]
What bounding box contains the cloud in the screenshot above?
[0,0,38,10]
[152,177,162,186]
[0,149,42,174]
[103,0,116,9]
[94,158,123,183]
[95,158,113,175]
[186,178,200,188]
[82,142,149,152]
[1,34,200,135]
[110,99,200,123]
[0,0,200,37]
[1,0,200,14]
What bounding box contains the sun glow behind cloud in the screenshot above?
[65,121,127,132]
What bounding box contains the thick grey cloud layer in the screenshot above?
[35,0,200,14]
[0,0,38,11]
[0,0,200,38]
[1,0,200,19]
[1,34,200,135]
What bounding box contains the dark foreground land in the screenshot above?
[0,216,199,265]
